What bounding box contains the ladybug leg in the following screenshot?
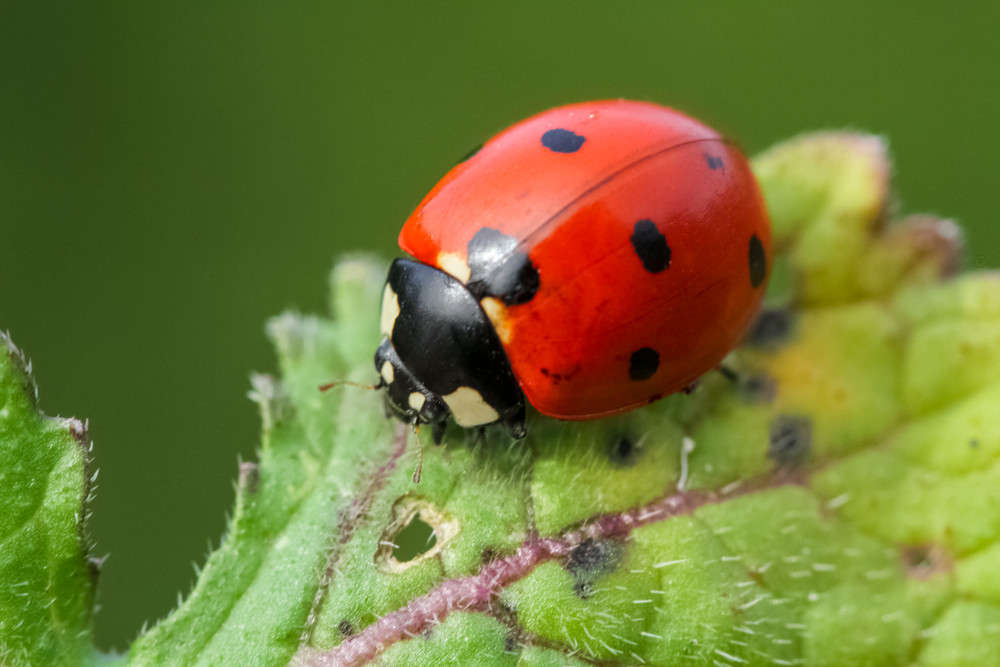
[431,420,447,445]
[716,364,740,383]
[467,426,487,447]
[410,420,424,484]
[502,404,527,440]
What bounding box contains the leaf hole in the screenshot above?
[392,513,437,562]
[376,494,459,573]
[901,543,953,579]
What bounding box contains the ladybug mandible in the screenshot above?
[375,99,771,443]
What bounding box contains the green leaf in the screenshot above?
[0,334,98,666]
[8,131,1000,666]
[286,134,993,666]
[127,262,399,665]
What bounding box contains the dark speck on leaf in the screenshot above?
[747,307,794,348]
[566,538,623,598]
[769,414,812,466]
[901,544,953,580]
[608,436,639,467]
[739,373,778,404]
[338,620,355,637]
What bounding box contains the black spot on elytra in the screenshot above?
[456,142,483,165]
[338,620,355,637]
[541,128,585,153]
[629,347,660,381]
[608,436,639,467]
[630,219,671,273]
[705,154,724,170]
[769,414,812,466]
[566,538,623,598]
[466,227,540,305]
[749,234,767,288]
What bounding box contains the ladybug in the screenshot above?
[375,99,771,444]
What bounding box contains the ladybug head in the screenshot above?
[374,338,450,432]
[375,258,527,443]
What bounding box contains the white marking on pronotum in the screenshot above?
[380,361,395,385]
[442,386,499,426]
[380,283,400,337]
[436,251,472,283]
[479,297,512,345]
[408,392,426,411]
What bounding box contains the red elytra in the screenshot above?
[398,99,771,420]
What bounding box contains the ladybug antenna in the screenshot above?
[318,379,381,392]
[410,422,424,484]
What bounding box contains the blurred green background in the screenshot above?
[1,2,998,652]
